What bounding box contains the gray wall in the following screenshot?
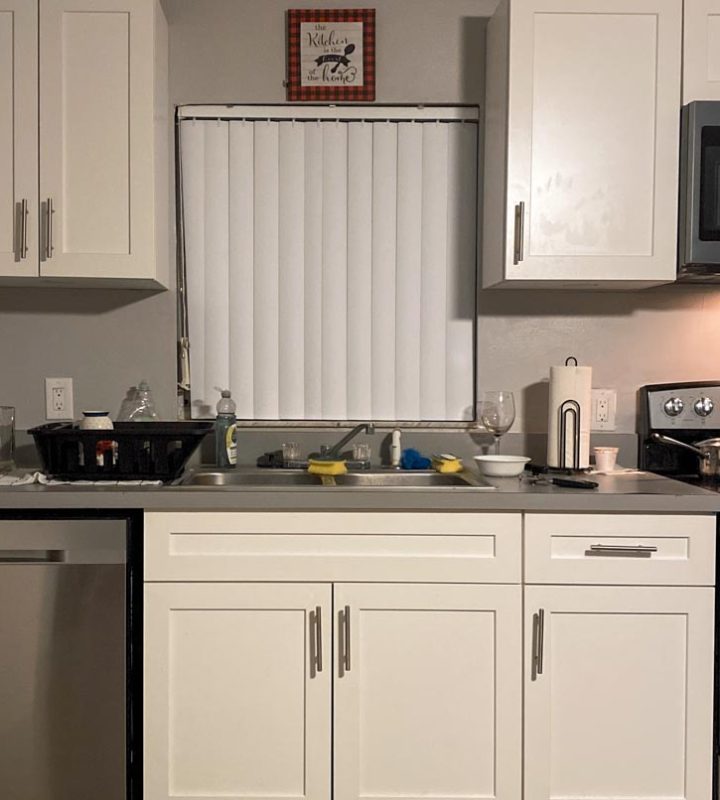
[0,288,177,429]
[4,0,720,433]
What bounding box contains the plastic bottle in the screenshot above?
[215,389,237,468]
[127,381,159,421]
[116,386,138,421]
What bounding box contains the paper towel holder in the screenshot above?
[558,398,581,469]
[565,356,578,367]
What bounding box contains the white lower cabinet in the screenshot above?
[144,580,521,800]
[333,583,521,800]
[144,583,332,800]
[143,512,715,800]
[524,585,715,800]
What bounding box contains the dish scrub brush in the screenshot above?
[307,458,348,476]
[432,453,463,473]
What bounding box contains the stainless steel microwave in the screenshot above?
[678,101,720,281]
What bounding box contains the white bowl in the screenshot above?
[473,455,530,477]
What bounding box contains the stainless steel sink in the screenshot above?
[181,468,494,489]
[333,471,476,487]
[182,470,324,487]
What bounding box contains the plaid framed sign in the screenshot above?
[287,9,376,101]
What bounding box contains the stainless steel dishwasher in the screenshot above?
[0,515,140,800]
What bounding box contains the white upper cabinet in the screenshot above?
[483,0,682,288]
[0,0,38,278]
[684,0,720,102]
[0,0,169,287]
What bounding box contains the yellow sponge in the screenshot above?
[432,455,463,473]
[308,458,348,476]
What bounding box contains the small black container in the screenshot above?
[29,421,213,482]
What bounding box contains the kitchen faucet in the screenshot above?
[321,423,375,459]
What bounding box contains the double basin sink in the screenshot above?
[182,468,494,490]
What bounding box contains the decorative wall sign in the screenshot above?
[287,9,376,101]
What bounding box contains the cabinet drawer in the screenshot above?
[525,514,715,586]
[145,512,521,583]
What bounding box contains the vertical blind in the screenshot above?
[179,106,477,421]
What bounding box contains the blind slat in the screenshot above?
[321,123,349,419]
[370,123,398,420]
[446,123,477,420]
[203,123,231,405]
[278,122,306,419]
[229,122,255,417]
[420,123,450,419]
[346,122,374,420]
[395,123,424,420]
[253,122,280,419]
[181,122,209,415]
[303,123,324,420]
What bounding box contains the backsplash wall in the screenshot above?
[3,0,720,431]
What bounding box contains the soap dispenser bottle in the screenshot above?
[215,389,237,468]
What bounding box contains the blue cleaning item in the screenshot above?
[400,448,432,470]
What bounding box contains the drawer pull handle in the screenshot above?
[339,605,351,675]
[532,608,545,680]
[0,549,65,563]
[586,544,658,558]
[310,605,322,676]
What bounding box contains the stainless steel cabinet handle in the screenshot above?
[16,199,29,260]
[586,544,658,558]
[513,201,525,264]
[532,608,545,680]
[310,605,323,676]
[44,197,55,260]
[339,604,351,674]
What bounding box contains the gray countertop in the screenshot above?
[0,470,719,513]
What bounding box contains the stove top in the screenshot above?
[638,381,720,487]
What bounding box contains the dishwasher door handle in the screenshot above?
[0,550,66,563]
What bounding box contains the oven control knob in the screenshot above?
[694,397,714,417]
[663,397,684,416]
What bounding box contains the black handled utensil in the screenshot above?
[548,476,598,489]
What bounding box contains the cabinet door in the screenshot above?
[334,583,522,800]
[524,586,714,800]
[0,0,37,278]
[39,0,155,280]
[145,583,331,800]
[506,0,681,284]
[684,0,720,102]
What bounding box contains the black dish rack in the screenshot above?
[29,421,213,482]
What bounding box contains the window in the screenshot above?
[179,105,477,421]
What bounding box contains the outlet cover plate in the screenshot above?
[591,388,617,431]
[45,377,74,420]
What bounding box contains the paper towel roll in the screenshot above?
[547,363,592,468]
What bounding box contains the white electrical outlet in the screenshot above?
[591,388,617,431]
[45,378,74,420]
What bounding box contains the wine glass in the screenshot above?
[478,391,516,455]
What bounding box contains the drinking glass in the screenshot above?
[478,391,515,454]
[0,406,15,473]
